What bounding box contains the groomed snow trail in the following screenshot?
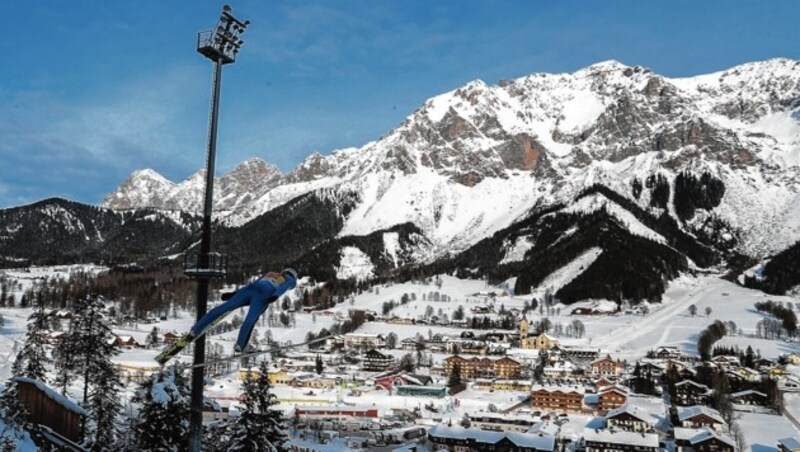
[592,281,717,351]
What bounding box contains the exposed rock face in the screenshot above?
[104,158,281,213]
[103,58,800,258]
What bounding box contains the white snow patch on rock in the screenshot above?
[336,247,375,281]
[500,236,534,264]
[383,232,400,267]
[563,193,667,244]
[533,247,603,294]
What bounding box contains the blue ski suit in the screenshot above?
[192,272,297,350]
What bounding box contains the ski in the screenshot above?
[154,308,234,365]
[188,336,330,369]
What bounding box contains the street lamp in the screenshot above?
[187,5,248,452]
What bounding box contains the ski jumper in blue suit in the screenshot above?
[191,270,297,351]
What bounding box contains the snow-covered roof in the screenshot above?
[674,427,736,448]
[677,406,725,424]
[297,405,376,412]
[582,429,658,448]
[428,425,555,450]
[690,429,735,448]
[599,384,630,395]
[528,421,560,437]
[429,424,502,442]
[675,380,710,391]
[13,377,87,416]
[730,389,767,399]
[605,404,654,424]
[506,432,556,449]
[532,384,585,394]
[779,437,800,450]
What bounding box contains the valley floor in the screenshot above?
[1,266,800,450]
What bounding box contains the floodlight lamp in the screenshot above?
[223,4,232,12]
[243,20,250,27]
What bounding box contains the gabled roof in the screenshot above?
[364,349,390,358]
[599,384,630,396]
[730,389,767,399]
[591,356,622,366]
[605,404,653,424]
[675,380,710,391]
[675,427,736,448]
[677,405,725,425]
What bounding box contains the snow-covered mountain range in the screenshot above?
[104,59,800,260]
[3,58,799,303]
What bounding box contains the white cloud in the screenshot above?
[46,65,207,171]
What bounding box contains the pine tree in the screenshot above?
[228,360,287,451]
[315,354,324,375]
[146,326,160,348]
[12,301,51,382]
[448,362,462,388]
[0,380,32,441]
[88,361,122,451]
[60,294,122,447]
[130,365,191,451]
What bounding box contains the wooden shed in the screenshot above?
[14,376,86,444]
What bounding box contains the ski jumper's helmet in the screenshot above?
[282,268,298,281]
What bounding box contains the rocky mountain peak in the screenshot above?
[103,168,174,210]
[104,59,800,257]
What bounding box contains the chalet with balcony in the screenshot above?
[677,406,726,432]
[674,428,736,452]
[597,385,629,413]
[531,385,584,413]
[654,346,682,360]
[605,405,655,433]
[591,356,625,378]
[444,355,522,381]
[362,349,393,371]
[553,345,600,361]
[673,380,711,406]
[730,389,769,407]
[495,357,523,379]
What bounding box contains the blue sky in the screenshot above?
[1,1,798,208]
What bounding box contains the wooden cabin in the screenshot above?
[14,376,86,444]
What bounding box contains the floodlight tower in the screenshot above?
[187,5,248,451]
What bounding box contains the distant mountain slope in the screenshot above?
[0,198,197,264]
[740,240,800,295]
[433,183,722,303]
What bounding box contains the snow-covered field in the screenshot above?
[336,273,800,361]
[737,412,800,452]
